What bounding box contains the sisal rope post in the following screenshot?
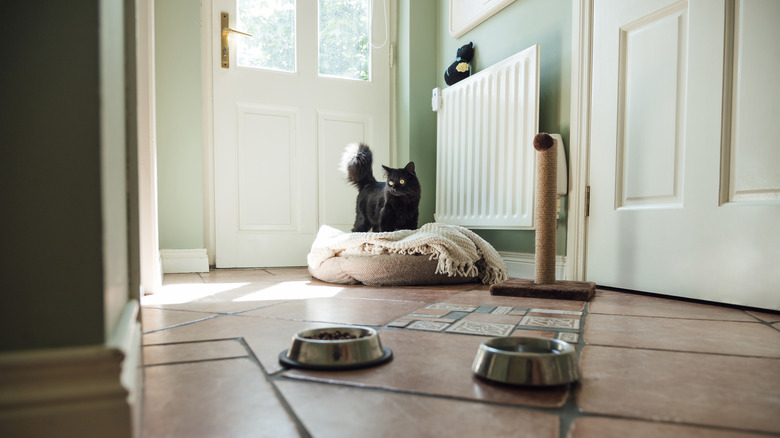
[488,132,596,301]
[534,133,557,285]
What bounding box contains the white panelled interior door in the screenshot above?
[212,0,391,267]
[587,0,780,310]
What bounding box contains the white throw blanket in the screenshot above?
[307,223,508,285]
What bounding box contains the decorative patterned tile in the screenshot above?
[558,332,580,343]
[491,306,514,315]
[474,305,497,313]
[407,320,450,332]
[520,315,581,330]
[511,329,558,339]
[530,308,583,315]
[426,303,478,312]
[443,311,471,320]
[408,308,451,317]
[387,319,413,328]
[446,320,515,337]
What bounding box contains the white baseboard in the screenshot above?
[160,248,210,273]
[499,251,568,280]
[0,347,134,437]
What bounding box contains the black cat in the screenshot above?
[340,143,421,232]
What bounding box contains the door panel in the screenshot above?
[588,0,780,310]
[616,4,686,209]
[724,0,780,203]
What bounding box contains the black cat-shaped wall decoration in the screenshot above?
[444,42,474,86]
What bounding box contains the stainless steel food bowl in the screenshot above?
[471,337,581,386]
[279,326,392,370]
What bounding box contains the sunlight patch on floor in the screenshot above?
[141,283,249,305]
[232,281,344,302]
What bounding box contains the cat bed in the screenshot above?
[307,223,508,287]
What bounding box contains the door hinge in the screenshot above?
[585,185,591,217]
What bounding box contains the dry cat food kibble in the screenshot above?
[302,330,365,340]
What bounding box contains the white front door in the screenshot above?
[212,0,392,267]
[587,0,780,310]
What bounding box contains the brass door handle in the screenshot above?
[221,12,252,69]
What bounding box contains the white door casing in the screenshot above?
[587,0,780,310]
[212,0,392,267]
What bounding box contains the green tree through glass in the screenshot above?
[319,0,370,81]
[237,0,296,72]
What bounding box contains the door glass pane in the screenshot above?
[318,0,370,80]
[237,0,296,72]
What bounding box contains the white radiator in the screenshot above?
[434,44,540,229]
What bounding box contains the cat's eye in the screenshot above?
[388,181,394,186]
[399,179,405,185]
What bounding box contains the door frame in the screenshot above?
[200,0,398,266]
[566,0,593,282]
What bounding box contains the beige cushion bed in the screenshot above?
[307,224,508,287]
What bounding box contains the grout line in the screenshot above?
[141,314,222,334]
[579,343,780,360]
[587,311,772,323]
[274,373,572,413]
[142,337,244,347]
[237,337,313,438]
[142,355,249,368]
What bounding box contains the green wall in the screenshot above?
[396,0,439,224]
[434,0,572,255]
[155,0,204,250]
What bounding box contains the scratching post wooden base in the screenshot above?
[490,133,596,301]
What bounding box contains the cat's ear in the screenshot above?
[382,165,391,175]
[404,162,416,174]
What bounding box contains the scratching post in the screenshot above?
[534,133,557,285]
[490,133,596,301]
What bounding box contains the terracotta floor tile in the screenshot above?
[143,358,299,437]
[140,307,216,333]
[747,309,780,323]
[143,340,247,366]
[142,315,334,374]
[276,379,560,438]
[161,272,204,285]
[584,314,780,357]
[568,417,768,438]
[143,281,347,314]
[589,289,756,321]
[510,329,558,339]
[520,314,580,330]
[327,285,464,303]
[282,329,570,408]
[576,346,780,434]
[198,268,279,283]
[443,289,586,312]
[240,297,424,326]
[408,307,452,317]
[262,267,315,281]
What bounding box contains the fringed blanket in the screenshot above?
[307,223,508,285]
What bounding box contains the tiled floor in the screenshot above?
[141,268,780,437]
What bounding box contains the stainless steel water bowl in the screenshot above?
[279,326,392,370]
[471,337,581,386]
